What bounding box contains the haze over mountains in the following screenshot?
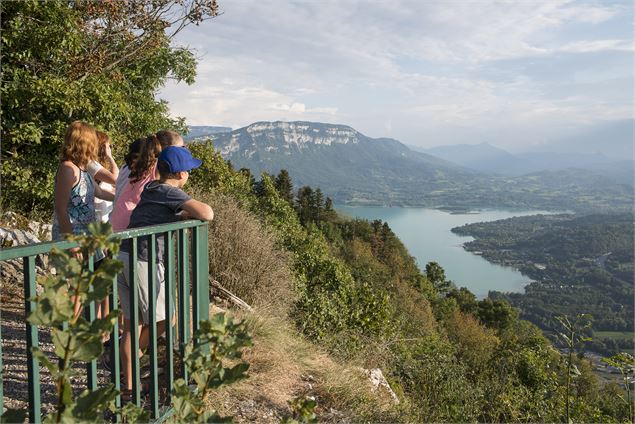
[414,142,634,185]
[188,121,633,212]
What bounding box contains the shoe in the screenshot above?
[140,365,165,380]
[101,336,123,373]
[101,347,112,372]
[120,382,150,403]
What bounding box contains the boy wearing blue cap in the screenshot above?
[118,145,214,398]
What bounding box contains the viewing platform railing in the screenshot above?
[0,220,210,422]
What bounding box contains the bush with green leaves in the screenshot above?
[169,313,252,423]
[281,396,318,424]
[601,352,634,423]
[556,314,593,423]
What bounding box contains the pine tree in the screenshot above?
[239,168,256,190]
[254,173,273,198]
[325,197,334,212]
[275,169,294,205]
[295,186,314,226]
[313,188,324,224]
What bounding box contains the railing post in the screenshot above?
[86,255,98,391]
[109,271,122,419]
[129,239,141,406]
[147,234,159,418]
[0,305,4,414]
[164,231,175,400]
[198,224,210,324]
[177,229,189,381]
[24,256,41,424]
[191,224,209,350]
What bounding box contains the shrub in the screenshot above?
[192,190,294,314]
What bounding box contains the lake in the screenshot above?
[336,206,549,298]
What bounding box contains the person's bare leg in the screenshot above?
[138,320,167,351]
[99,298,111,342]
[121,320,144,391]
[120,324,133,391]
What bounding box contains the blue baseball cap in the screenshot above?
[158,146,203,173]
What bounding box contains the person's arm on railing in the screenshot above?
[179,199,214,222]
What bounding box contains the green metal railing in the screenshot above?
[0,220,210,423]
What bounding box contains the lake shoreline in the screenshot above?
[336,205,553,298]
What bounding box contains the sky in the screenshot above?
[159,0,634,154]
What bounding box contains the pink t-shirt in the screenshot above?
[110,167,156,231]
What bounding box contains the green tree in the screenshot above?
[425,262,452,296]
[1,0,219,213]
[295,186,314,226]
[322,196,337,222]
[239,168,256,190]
[275,169,294,205]
[313,187,324,223]
[324,197,334,212]
[477,298,519,331]
[447,287,478,315]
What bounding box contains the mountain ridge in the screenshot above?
[207,120,477,205]
[200,120,633,212]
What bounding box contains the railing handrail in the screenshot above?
[0,219,206,261]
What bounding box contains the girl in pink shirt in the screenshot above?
[110,130,184,231]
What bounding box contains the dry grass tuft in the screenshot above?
[194,190,295,315]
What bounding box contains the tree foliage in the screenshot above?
[1,0,219,212]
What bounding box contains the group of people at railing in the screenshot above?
[52,121,214,401]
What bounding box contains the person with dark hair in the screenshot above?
[117,146,213,399]
[110,131,184,231]
[113,138,144,205]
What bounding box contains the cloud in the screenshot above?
[160,0,633,150]
[556,39,634,53]
[270,102,305,113]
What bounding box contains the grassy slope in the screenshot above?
[206,310,400,423]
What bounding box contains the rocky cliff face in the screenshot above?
[207,121,471,205]
[216,121,362,159]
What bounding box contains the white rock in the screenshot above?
[363,368,399,404]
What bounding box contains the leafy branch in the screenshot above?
[169,313,252,423]
[555,314,592,424]
[26,222,147,423]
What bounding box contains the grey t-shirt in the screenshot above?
[121,181,191,261]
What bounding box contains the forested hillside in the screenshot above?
[453,213,634,355]
[184,140,634,422]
